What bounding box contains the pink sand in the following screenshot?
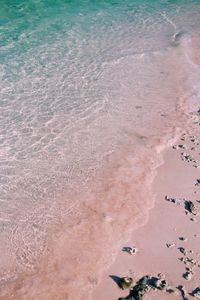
[93,125,200,300]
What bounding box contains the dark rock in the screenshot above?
[181,153,195,163]
[118,275,169,300]
[184,200,197,215]
[195,179,200,186]
[183,271,192,281]
[153,278,167,290]
[179,237,187,242]
[122,247,138,255]
[191,287,200,297]
[118,276,151,300]
[118,277,133,290]
[166,243,175,248]
[165,196,180,205]
[178,247,187,255]
[177,285,189,300]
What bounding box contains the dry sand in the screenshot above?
[93,111,200,300]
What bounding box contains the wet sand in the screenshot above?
[93,110,200,300]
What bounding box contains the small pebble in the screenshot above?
[166,243,175,248]
[178,247,187,255]
[179,237,188,242]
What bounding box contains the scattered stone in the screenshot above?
[183,257,197,267]
[179,257,185,262]
[179,144,187,149]
[118,277,133,290]
[179,237,188,242]
[118,276,151,300]
[166,243,175,248]
[181,152,196,163]
[122,247,138,256]
[190,136,199,144]
[192,287,200,298]
[165,195,180,205]
[118,275,169,300]
[190,217,196,222]
[184,200,197,215]
[172,144,187,150]
[178,247,187,255]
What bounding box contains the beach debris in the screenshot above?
[184,200,197,215]
[118,277,133,290]
[166,243,175,248]
[191,287,200,298]
[177,285,189,300]
[122,247,138,256]
[178,247,187,255]
[179,237,188,242]
[183,271,192,281]
[195,178,200,186]
[190,217,196,222]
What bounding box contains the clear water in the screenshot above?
[0,0,200,298]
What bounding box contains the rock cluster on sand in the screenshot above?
[113,120,200,300]
[118,275,170,300]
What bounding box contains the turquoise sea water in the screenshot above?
[0,1,200,298]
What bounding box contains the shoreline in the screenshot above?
[92,109,200,300]
[0,124,183,300]
[0,32,199,300]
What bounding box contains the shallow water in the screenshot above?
[0,0,200,299]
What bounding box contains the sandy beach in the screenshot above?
[1,1,200,299]
[93,109,200,300]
